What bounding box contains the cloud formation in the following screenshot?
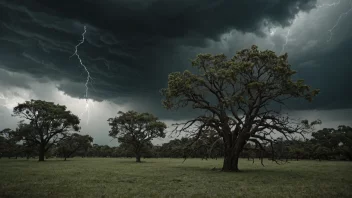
[0,0,351,145]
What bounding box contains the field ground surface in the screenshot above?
[0,158,351,198]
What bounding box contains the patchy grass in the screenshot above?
[0,158,351,197]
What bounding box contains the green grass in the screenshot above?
[0,158,351,198]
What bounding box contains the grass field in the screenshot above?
[0,158,351,198]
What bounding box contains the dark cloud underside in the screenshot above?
[2,0,351,120]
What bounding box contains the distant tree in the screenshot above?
[87,144,114,157]
[311,128,340,159]
[56,133,93,160]
[108,111,166,162]
[311,125,352,161]
[22,142,38,160]
[150,145,162,158]
[0,135,6,158]
[161,45,320,171]
[160,138,190,158]
[301,140,315,160]
[313,145,330,161]
[101,145,114,157]
[0,128,21,159]
[183,129,223,160]
[87,144,100,157]
[117,142,136,158]
[12,100,80,161]
[335,125,352,160]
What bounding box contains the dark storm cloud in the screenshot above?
[288,36,352,110]
[0,0,328,119]
[0,68,31,89]
[13,0,317,42]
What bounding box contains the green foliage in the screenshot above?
[161,45,319,110]
[12,100,80,161]
[161,45,319,171]
[87,144,115,157]
[108,111,166,162]
[56,133,93,160]
[0,128,21,158]
[13,100,80,133]
[311,125,352,160]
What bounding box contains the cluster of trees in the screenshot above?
[83,125,352,162]
[2,45,351,171]
[242,125,352,162]
[2,121,351,162]
[0,127,36,159]
[0,125,93,161]
[0,100,91,161]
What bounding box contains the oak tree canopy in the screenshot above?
[161,45,320,171]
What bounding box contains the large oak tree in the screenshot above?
[108,111,166,162]
[161,45,320,171]
[13,100,80,161]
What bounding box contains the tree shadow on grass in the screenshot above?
[0,158,70,163]
[116,160,156,164]
[170,165,302,176]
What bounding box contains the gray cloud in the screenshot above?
[0,0,351,123]
[0,68,31,89]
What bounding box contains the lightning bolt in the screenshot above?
[280,18,296,55]
[326,0,352,42]
[279,0,350,54]
[70,25,92,124]
[280,29,290,55]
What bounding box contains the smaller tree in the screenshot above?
[311,125,352,161]
[0,128,21,159]
[56,133,93,160]
[13,100,80,161]
[311,128,341,159]
[108,111,167,162]
[336,125,352,160]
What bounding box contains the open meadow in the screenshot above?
[0,158,351,198]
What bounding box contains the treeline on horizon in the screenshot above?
[1,125,351,162]
[1,46,352,172]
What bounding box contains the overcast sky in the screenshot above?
[0,0,351,145]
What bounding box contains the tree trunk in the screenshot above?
[222,144,240,172]
[136,153,141,162]
[221,133,247,172]
[345,152,352,161]
[39,144,45,162]
[222,152,239,172]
